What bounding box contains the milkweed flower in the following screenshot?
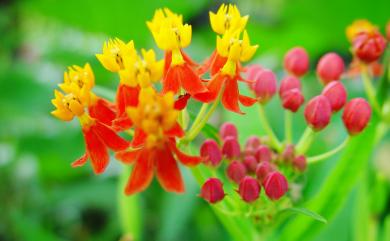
[147,8,207,97]
[346,19,378,43]
[115,88,201,195]
[51,90,129,174]
[96,38,136,72]
[209,3,248,35]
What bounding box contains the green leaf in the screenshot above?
[279,207,327,224]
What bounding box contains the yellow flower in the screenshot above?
[127,88,178,148]
[96,38,136,72]
[210,4,248,35]
[346,20,378,42]
[51,90,85,121]
[147,8,192,52]
[119,49,164,88]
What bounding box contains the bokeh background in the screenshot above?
[1,0,389,240]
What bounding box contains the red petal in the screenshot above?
[181,50,198,67]
[83,127,109,174]
[179,64,208,95]
[125,149,154,195]
[194,74,225,103]
[155,144,185,193]
[88,98,116,126]
[165,122,185,138]
[222,76,243,114]
[174,94,191,110]
[197,51,216,75]
[239,95,257,107]
[211,54,228,76]
[132,128,147,147]
[162,65,181,94]
[116,84,140,116]
[71,153,89,168]
[115,149,141,164]
[93,121,129,151]
[169,139,202,166]
[164,51,172,77]
[112,114,133,132]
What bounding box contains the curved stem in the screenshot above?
[284,110,293,144]
[296,127,315,154]
[361,65,381,114]
[307,137,350,164]
[188,103,209,134]
[258,104,282,152]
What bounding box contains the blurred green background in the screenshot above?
[1,0,389,240]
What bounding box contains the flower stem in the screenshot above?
[361,65,381,114]
[258,104,282,152]
[188,103,209,134]
[284,110,293,144]
[307,136,350,164]
[296,127,315,154]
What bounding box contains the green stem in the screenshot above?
[258,104,282,152]
[187,103,209,134]
[284,110,293,144]
[307,137,350,164]
[361,66,381,114]
[296,127,315,154]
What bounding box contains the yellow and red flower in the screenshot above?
[115,88,201,195]
[346,19,378,43]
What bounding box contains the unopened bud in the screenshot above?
[293,155,307,172]
[281,88,305,112]
[316,53,345,84]
[283,47,310,77]
[353,32,387,63]
[244,136,261,155]
[238,176,261,203]
[200,178,225,204]
[304,95,332,131]
[200,139,222,167]
[222,136,241,159]
[263,171,288,200]
[342,98,372,135]
[254,145,272,163]
[226,160,247,184]
[246,64,264,82]
[243,155,258,173]
[322,81,347,112]
[255,161,274,182]
[282,144,295,162]
[253,70,277,104]
[219,122,238,140]
[279,75,302,97]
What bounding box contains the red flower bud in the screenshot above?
[293,155,307,172]
[200,178,225,204]
[243,155,258,173]
[238,176,261,203]
[282,144,295,162]
[244,136,261,155]
[252,70,277,104]
[219,122,238,140]
[353,32,387,63]
[222,136,241,159]
[263,171,288,200]
[246,64,264,82]
[322,81,347,112]
[281,88,305,112]
[283,47,310,77]
[304,95,332,131]
[342,98,372,135]
[279,75,302,97]
[255,161,274,182]
[254,145,272,163]
[316,53,345,84]
[200,139,222,167]
[226,160,247,184]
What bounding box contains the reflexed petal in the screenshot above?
[71,153,89,168]
[211,54,228,76]
[179,64,208,95]
[83,127,109,174]
[174,94,191,110]
[165,122,185,138]
[132,128,147,147]
[115,149,141,164]
[88,98,116,126]
[181,50,198,67]
[162,65,181,94]
[93,121,129,151]
[112,114,133,132]
[164,51,172,77]
[197,51,216,75]
[169,139,201,166]
[194,74,225,103]
[116,84,140,115]
[125,149,154,195]
[222,76,243,114]
[239,95,257,107]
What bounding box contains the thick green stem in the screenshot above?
[258,104,282,152]
[307,137,350,164]
[361,66,381,114]
[284,110,293,144]
[296,127,315,154]
[187,103,209,134]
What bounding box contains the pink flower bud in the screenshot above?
[200,178,225,204]
[263,171,288,200]
[238,176,261,203]
[254,145,272,163]
[226,160,247,184]
[279,75,302,97]
[322,81,347,112]
[200,139,222,167]
[304,95,332,131]
[316,53,345,84]
[222,136,241,159]
[281,89,305,112]
[244,136,261,155]
[255,161,274,182]
[283,47,310,77]
[253,70,277,104]
[243,155,258,173]
[282,144,295,162]
[342,98,372,135]
[246,64,264,82]
[293,155,307,172]
[353,32,387,63]
[219,122,238,140]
